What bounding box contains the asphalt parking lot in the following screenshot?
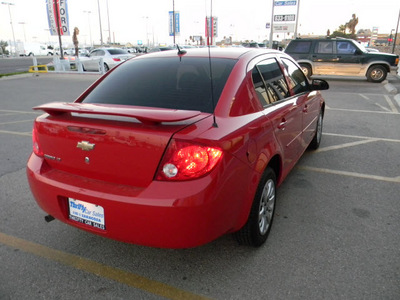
[0,72,399,299]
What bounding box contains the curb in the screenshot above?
[384,74,400,107]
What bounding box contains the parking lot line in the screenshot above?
[324,132,400,144]
[384,95,399,113]
[0,231,210,300]
[316,139,378,153]
[0,109,40,115]
[327,107,399,114]
[0,130,32,137]
[298,166,400,183]
[0,119,34,126]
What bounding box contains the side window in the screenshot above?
[251,58,290,107]
[315,41,333,54]
[281,58,309,95]
[286,41,312,53]
[337,41,357,54]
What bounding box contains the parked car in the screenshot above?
[285,37,399,83]
[27,48,329,248]
[80,48,134,72]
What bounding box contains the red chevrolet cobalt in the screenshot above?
[27,48,328,248]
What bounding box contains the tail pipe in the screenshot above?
[44,215,55,223]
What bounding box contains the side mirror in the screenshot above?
[311,79,329,91]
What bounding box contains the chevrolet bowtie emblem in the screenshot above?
[76,141,95,151]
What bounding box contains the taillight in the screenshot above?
[32,123,43,157]
[156,140,223,181]
[113,58,121,62]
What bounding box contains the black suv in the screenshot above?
[285,38,399,83]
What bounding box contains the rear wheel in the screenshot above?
[309,110,323,150]
[104,63,110,72]
[366,65,387,83]
[234,167,277,247]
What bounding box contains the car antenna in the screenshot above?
[206,0,218,128]
[176,44,187,55]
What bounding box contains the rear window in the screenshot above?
[82,57,236,113]
[286,41,312,53]
[107,49,129,55]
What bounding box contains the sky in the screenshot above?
[0,0,399,48]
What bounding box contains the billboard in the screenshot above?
[46,0,70,36]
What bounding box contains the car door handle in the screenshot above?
[303,105,308,113]
[278,120,287,130]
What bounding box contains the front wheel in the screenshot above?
[234,167,277,247]
[309,110,323,150]
[366,65,387,83]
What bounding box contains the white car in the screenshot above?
[81,48,135,72]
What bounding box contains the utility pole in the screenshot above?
[54,0,64,59]
[173,0,176,45]
[294,0,300,38]
[269,0,275,49]
[1,2,17,56]
[97,0,103,45]
[392,9,400,54]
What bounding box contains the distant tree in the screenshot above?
[0,40,8,55]
[338,25,347,34]
[346,14,358,35]
[327,29,331,37]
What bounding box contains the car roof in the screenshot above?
[139,47,282,60]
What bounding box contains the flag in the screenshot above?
[46,0,70,36]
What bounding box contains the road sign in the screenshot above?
[274,14,296,22]
[274,1,297,6]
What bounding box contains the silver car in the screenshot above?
[81,48,134,72]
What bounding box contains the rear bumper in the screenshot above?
[26,153,256,248]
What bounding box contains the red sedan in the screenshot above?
[27,48,328,248]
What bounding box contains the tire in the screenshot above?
[300,63,312,78]
[234,167,277,247]
[104,63,110,72]
[366,65,387,83]
[309,110,323,150]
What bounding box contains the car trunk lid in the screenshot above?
[33,102,207,187]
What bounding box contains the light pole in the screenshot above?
[1,1,17,56]
[393,9,400,54]
[97,0,103,45]
[18,22,26,42]
[83,10,93,46]
[106,0,111,44]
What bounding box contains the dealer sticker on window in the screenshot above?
[68,198,105,230]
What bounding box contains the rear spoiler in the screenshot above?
[33,102,202,125]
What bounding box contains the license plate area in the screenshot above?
[68,198,106,230]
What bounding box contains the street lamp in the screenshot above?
[1,1,17,56]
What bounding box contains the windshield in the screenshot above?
[82,57,236,113]
[354,42,368,52]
